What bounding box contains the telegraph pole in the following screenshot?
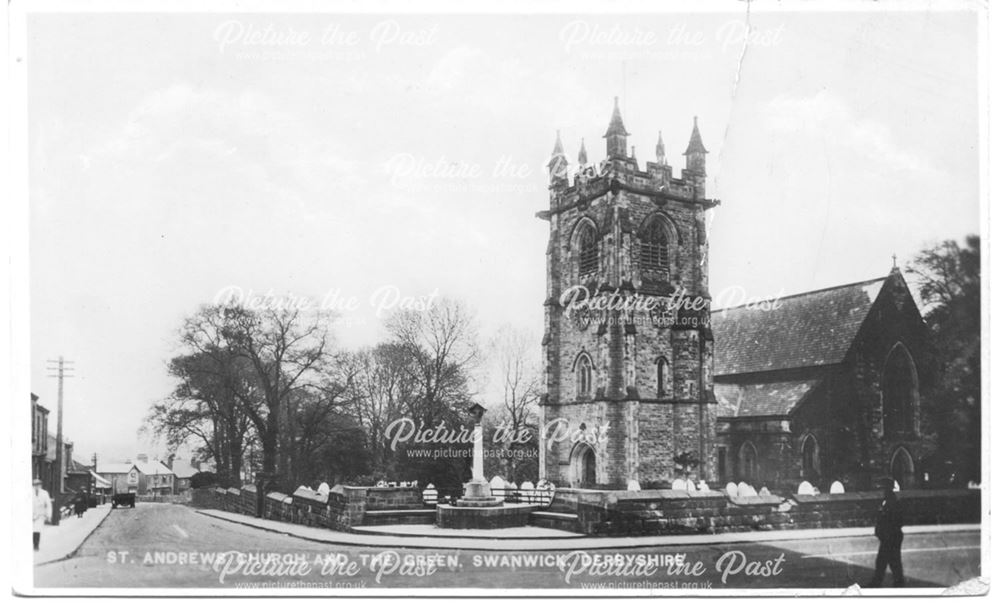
[46,356,74,525]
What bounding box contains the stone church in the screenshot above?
[714,270,934,491]
[537,101,935,491]
[537,99,718,488]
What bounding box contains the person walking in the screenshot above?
[73,492,87,518]
[867,477,905,587]
[32,479,52,552]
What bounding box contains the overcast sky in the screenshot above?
[27,8,980,463]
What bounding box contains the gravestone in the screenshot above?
[423,483,438,505]
[737,482,757,497]
[829,480,845,494]
[797,480,814,496]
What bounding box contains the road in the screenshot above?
[35,503,981,590]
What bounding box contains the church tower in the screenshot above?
[538,102,720,487]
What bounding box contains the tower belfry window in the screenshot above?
[578,224,598,276]
[640,219,671,273]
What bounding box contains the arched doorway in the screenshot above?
[891,447,915,489]
[738,441,758,483]
[570,443,597,488]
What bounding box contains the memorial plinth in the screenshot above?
[435,403,532,528]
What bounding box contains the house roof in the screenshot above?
[172,463,200,479]
[135,460,175,476]
[715,379,823,418]
[713,277,887,376]
[96,462,135,475]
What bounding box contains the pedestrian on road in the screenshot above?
[73,493,87,518]
[867,476,905,588]
[32,478,52,551]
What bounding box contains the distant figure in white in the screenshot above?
[32,478,51,552]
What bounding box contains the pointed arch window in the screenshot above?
[801,434,819,482]
[575,353,593,397]
[577,224,599,277]
[882,344,919,437]
[639,217,672,274]
[738,441,758,483]
[655,357,669,397]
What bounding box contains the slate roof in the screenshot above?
[96,462,135,475]
[713,277,886,377]
[715,379,822,418]
[172,463,200,479]
[135,460,175,476]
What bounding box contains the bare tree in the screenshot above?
[385,298,479,425]
[347,342,420,473]
[487,324,541,479]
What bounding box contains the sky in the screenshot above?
[25,8,981,464]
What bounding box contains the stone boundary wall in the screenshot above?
[189,485,422,531]
[564,488,981,535]
[189,486,980,537]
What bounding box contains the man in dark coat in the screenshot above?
[867,477,905,587]
[73,493,88,518]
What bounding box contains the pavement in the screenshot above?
[32,503,982,590]
[33,503,113,565]
[196,507,980,551]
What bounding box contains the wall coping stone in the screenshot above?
[728,494,784,506]
[793,492,881,504]
[292,486,329,505]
